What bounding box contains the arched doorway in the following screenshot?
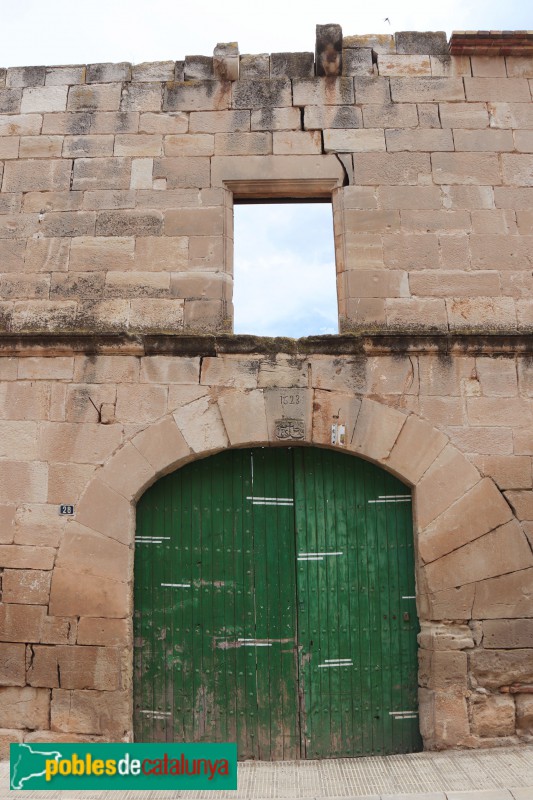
[133,447,421,759]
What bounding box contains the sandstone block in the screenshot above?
[133,61,174,81]
[386,128,453,152]
[114,133,162,157]
[362,102,418,128]
[425,519,533,592]
[271,51,314,78]
[430,55,472,77]
[472,649,533,689]
[153,156,210,188]
[210,153,343,187]
[273,130,322,154]
[474,568,533,619]
[425,584,476,621]
[315,24,342,77]
[164,80,231,112]
[304,104,362,130]
[410,271,500,298]
[139,112,188,134]
[25,237,70,272]
[311,389,361,449]
[353,152,429,185]
[90,111,139,134]
[343,49,374,77]
[0,687,50,729]
[386,414,447,485]
[59,135,114,158]
[0,461,48,505]
[20,86,67,113]
[129,297,185,331]
[471,694,515,737]
[87,62,130,83]
[390,77,464,102]
[516,695,533,737]
[19,135,62,158]
[28,644,122,690]
[416,444,480,529]
[238,54,269,80]
[118,83,162,113]
[484,619,533,649]
[45,65,85,85]
[345,269,407,297]
[377,186,441,210]
[51,689,129,735]
[49,568,129,618]
[3,159,71,192]
[263,387,312,445]
[325,128,385,152]
[2,569,51,604]
[69,236,134,271]
[439,102,489,129]
[0,603,46,642]
[0,88,21,113]
[68,84,122,112]
[74,479,132,545]
[39,422,122,465]
[0,113,41,136]
[465,77,531,102]
[344,34,395,54]
[77,618,130,647]
[173,393,228,453]
[453,129,514,152]
[0,728,24,759]
[447,297,517,332]
[432,152,501,185]
[164,206,223,236]
[350,398,406,462]
[0,643,25,685]
[419,650,468,691]
[214,131,272,155]
[418,689,470,748]
[57,523,130,581]
[502,154,533,187]
[475,455,532,491]
[132,415,191,473]
[96,209,162,236]
[6,66,46,87]
[218,389,268,447]
[292,78,354,106]
[72,157,131,190]
[470,56,506,77]
[379,55,431,77]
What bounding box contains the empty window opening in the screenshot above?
[233,203,338,337]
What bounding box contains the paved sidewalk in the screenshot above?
[2,745,532,799]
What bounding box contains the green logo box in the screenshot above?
[10,742,237,791]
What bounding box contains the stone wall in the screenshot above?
[1,27,533,756]
[0,29,533,334]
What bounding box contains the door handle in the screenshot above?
[403,612,410,622]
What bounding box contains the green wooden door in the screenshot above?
[134,447,421,759]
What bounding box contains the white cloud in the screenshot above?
[233,204,337,337]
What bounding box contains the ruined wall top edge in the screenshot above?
[3,30,533,84]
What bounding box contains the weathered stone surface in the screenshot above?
[419,478,513,563]
[416,444,481,530]
[516,694,533,737]
[0,728,24,760]
[396,31,448,55]
[473,568,533,619]
[51,689,130,736]
[419,689,471,748]
[425,519,533,592]
[315,24,343,77]
[418,622,474,651]
[471,694,515,737]
[132,416,191,473]
[472,649,533,690]
[49,568,129,618]
[424,584,476,621]
[0,687,50,729]
[218,389,268,446]
[271,52,314,78]
[0,643,26,685]
[27,645,122,690]
[484,619,533,649]
[2,569,51,604]
[418,649,468,691]
[77,618,130,647]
